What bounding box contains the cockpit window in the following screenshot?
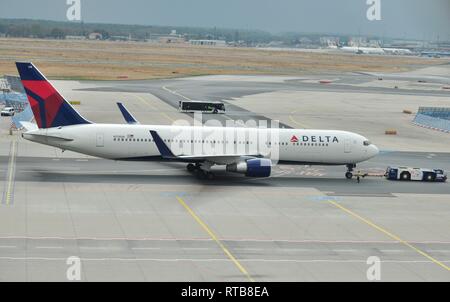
[363,140,371,146]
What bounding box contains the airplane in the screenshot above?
[16,62,379,179]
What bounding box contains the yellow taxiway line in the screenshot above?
[133,93,175,123]
[176,196,255,282]
[328,199,450,272]
[288,110,309,129]
[162,86,192,101]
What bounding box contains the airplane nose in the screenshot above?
[369,144,379,157]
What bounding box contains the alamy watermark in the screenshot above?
[366,256,381,281]
[66,256,81,281]
[366,0,381,21]
[66,0,81,21]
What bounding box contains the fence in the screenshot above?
[413,107,450,133]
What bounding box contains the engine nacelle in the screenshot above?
[226,158,271,177]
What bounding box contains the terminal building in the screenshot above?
[189,39,227,47]
[1,75,33,128]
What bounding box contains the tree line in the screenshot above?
[0,18,277,43]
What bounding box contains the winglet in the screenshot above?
[117,102,139,124]
[149,130,176,158]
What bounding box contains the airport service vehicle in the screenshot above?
[16,62,379,179]
[1,107,15,116]
[385,166,447,182]
[179,100,225,114]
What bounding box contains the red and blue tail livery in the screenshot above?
[16,62,90,129]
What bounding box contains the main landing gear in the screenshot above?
[186,163,215,180]
[186,163,196,172]
[345,164,355,179]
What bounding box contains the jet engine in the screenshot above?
[226,158,271,177]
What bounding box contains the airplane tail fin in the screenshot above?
[15,62,90,129]
[117,102,140,124]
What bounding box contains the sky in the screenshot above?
[0,0,449,40]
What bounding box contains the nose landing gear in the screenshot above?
[345,164,355,179]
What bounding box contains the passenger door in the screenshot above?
[96,133,104,147]
[344,138,351,153]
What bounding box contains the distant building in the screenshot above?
[88,32,103,40]
[110,35,131,41]
[66,35,86,40]
[368,39,382,47]
[159,36,186,44]
[348,37,368,47]
[0,78,10,91]
[189,40,227,47]
[320,37,339,47]
[4,75,24,93]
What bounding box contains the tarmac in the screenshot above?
[0,65,449,281]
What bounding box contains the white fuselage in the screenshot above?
[22,124,379,165]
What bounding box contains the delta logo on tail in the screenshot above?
[16,62,90,129]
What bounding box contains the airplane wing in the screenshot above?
[149,130,260,164]
[117,102,139,124]
[178,154,257,165]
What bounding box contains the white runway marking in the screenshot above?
[0,256,448,264]
[79,246,121,250]
[1,236,450,245]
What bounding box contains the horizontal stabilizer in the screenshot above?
[20,121,38,131]
[23,132,73,142]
